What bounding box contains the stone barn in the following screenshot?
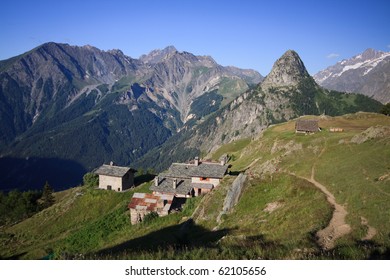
[295,119,320,134]
[128,193,175,224]
[150,157,228,197]
[94,162,136,192]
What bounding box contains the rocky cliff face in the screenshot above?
[140,46,263,120]
[314,48,390,103]
[139,45,178,64]
[192,50,316,152]
[261,50,310,89]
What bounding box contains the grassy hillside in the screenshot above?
[209,112,390,259]
[1,112,389,259]
[0,181,200,259]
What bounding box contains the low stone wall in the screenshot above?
[216,173,247,223]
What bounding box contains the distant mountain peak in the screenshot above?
[139,46,178,64]
[163,45,178,53]
[262,50,311,89]
[314,48,390,103]
[361,48,384,58]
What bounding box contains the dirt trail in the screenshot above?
[290,144,351,250]
[307,166,352,250]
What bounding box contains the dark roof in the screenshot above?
[163,162,228,179]
[94,164,136,177]
[192,183,214,190]
[150,177,193,196]
[295,119,319,132]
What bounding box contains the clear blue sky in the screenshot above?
[1,0,389,75]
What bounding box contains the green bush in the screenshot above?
[142,212,159,224]
[83,173,99,188]
[0,189,41,225]
[380,103,390,116]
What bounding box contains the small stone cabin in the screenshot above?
[295,119,320,134]
[150,157,228,198]
[94,162,136,192]
[128,193,175,224]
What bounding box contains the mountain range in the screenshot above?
[0,43,262,190]
[314,48,390,104]
[0,43,383,190]
[135,50,382,171]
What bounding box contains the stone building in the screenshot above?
[295,119,320,134]
[128,193,175,224]
[94,162,136,192]
[150,157,228,197]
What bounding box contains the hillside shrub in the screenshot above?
[143,212,159,224]
[41,181,55,209]
[0,190,41,225]
[83,173,99,188]
[380,103,390,116]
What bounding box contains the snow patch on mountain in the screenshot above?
[335,52,390,77]
[314,48,390,103]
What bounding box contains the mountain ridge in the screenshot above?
[314,48,390,103]
[0,42,263,190]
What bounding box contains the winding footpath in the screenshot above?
[306,166,352,250]
[291,144,352,250]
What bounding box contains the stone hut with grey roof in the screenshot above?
[150,157,228,198]
[94,162,136,192]
[295,119,320,134]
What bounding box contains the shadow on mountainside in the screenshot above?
[134,173,155,186]
[0,157,87,192]
[84,220,289,260]
[0,251,27,260]
[93,219,230,258]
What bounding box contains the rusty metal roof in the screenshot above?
[128,193,174,212]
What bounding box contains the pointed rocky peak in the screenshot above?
[139,46,178,64]
[359,48,385,61]
[261,50,311,89]
[163,45,178,53]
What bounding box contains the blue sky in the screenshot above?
[1,0,389,75]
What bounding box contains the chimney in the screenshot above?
[110,161,114,166]
[219,154,228,166]
[194,156,199,166]
[154,176,159,187]
[173,178,177,189]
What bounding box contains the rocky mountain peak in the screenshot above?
[261,50,311,89]
[139,46,178,64]
[360,48,384,60]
